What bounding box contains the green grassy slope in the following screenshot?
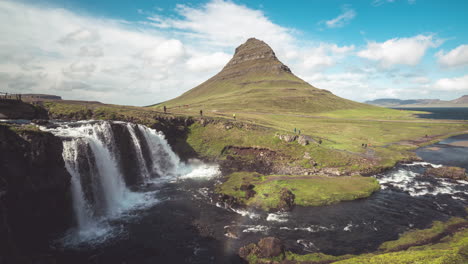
[156,38,369,114]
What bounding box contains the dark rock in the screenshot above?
[258,237,284,258]
[31,119,49,125]
[0,125,72,261]
[424,166,467,180]
[239,243,260,259]
[0,100,48,120]
[277,188,295,211]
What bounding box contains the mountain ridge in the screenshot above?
[365,95,468,107]
[157,38,367,113]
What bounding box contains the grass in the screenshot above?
[186,119,466,174]
[216,172,380,210]
[378,217,468,252]
[158,71,367,114]
[243,217,468,264]
[43,101,167,127]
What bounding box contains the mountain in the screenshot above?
[451,95,468,104]
[365,95,468,107]
[159,38,365,113]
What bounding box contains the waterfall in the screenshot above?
[136,124,182,178]
[41,120,220,245]
[126,123,150,179]
[42,121,185,243]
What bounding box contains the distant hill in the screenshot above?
[157,38,368,113]
[365,95,468,107]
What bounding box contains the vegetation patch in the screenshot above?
[378,217,468,252]
[240,217,468,264]
[216,172,380,211]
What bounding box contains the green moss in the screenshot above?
[379,217,468,252]
[216,172,380,211]
[284,251,354,263]
[247,217,468,264]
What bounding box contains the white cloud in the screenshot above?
[148,0,295,51]
[372,0,396,7]
[186,52,231,72]
[325,7,356,28]
[300,44,355,70]
[433,75,468,91]
[357,35,440,67]
[436,44,468,67]
[0,0,458,104]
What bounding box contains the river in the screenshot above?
[30,120,467,264]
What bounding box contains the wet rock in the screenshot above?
[239,237,285,262]
[424,166,467,180]
[239,243,260,259]
[224,225,240,239]
[277,188,295,211]
[0,126,72,261]
[258,237,284,258]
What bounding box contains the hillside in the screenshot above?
[366,95,468,107]
[158,38,367,114]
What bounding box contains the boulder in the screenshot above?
[424,166,467,180]
[239,237,285,262]
[258,237,284,258]
[277,134,297,143]
[277,188,295,211]
[297,135,309,146]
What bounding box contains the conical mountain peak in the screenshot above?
[219,38,291,78]
[161,38,363,113]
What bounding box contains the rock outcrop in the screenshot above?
[0,125,72,261]
[0,100,48,119]
[239,237,285,262]
[277,188,295,211]
[424,166,467,180]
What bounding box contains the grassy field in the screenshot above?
[216,172,380,210]
[42,100,468,173]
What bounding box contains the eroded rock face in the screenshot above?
[258,237,284,258]
[277,188,295,211]
[0,125,72,261]
[297,135,309,146]
[277,134,297,143]
[0,101,48,119]
[424,166,467,180]
[239,237,285,262]
[219,38,292,79]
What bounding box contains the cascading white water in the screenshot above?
[126,123,151,179]
[136,124,182,178]
[62,140,94,229]
[41,120,220,245]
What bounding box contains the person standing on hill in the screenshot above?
[163,105,167,114]
[233,113,236,120]
[200,110,203,116]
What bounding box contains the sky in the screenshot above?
[1,0,467,106]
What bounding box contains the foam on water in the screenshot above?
[42,121,217,246]
[376,162,468,200]
[266,212,289,223]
